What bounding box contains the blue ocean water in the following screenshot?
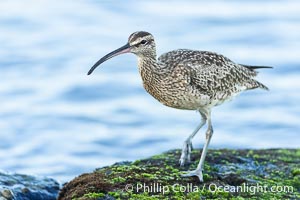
[0,1,299,182]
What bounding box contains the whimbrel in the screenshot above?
[87,31,271,182]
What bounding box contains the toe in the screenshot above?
[181,170,204,182]
[179,160,184,167]
[179,157,186,166]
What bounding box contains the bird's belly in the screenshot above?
[143,80,241,110]
[152,88,241,110]
[157,91,211,110]
[163,99,204,110]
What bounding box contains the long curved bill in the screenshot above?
[87,43,131,75]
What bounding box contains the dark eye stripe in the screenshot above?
[133,39,153,47]
[140,40,147,44]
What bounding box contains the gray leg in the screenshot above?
[179,111,207,166]
[181,109,213,182]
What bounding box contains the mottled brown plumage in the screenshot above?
[88,31,271,182]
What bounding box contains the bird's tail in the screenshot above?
[253,80,269,91]
[241,64,272,90]
[244,79,269,91]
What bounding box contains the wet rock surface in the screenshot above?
[58,149,300,199]
[0,172,60,200]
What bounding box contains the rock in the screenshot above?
[1,189,13,199]
[0,171,60,200]
[58,149,300,199]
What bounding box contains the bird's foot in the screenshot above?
[181,169,204,182]
[179,140,193,166]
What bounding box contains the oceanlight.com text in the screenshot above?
[124,182,294,195]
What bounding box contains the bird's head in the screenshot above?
[87,31,156,75]
[128,31,156,57]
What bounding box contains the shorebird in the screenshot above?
[87,31,271,182]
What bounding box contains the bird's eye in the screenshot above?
[140,40,147,45]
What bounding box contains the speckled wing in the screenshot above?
[159,49,265,100]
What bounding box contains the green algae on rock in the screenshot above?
[58,149,300,200]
